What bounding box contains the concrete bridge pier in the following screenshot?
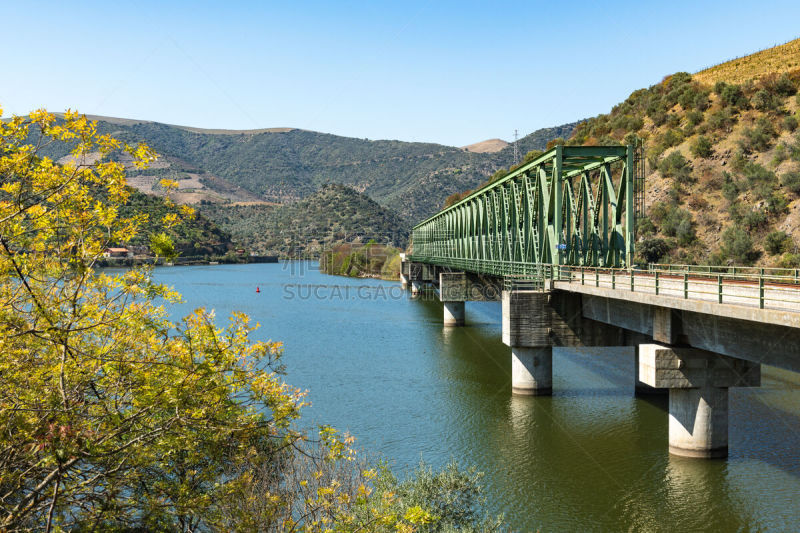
[406,261,435,298]
[411,280,423,296]
[399,254,409,290]
[442,301,465,326]
[634,344,668,396]
[440,272,466,326]
[510,346,553,396]
[638,344,760,458]
[502,290,554,395]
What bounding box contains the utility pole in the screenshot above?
[513,129,520,164]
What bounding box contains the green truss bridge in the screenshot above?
[401,144,800,460]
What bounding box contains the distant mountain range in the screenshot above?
[59,115,577,224]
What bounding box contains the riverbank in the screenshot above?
[320,242,402,280]
[96,254,278,267]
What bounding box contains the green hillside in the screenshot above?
[85,118,576,223]
[121,189,234,256]
[474,67,800,267]
[572,70,800,267]
[199,184,408,257]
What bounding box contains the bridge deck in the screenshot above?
[555,267,800,329]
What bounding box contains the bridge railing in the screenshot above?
[647,262,800,282]
[556,264,800,312]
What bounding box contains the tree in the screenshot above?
[637,238,671,264]
[0,110,458,531]
[765,231,791,255]
[691,136,713,158]
[721,226,758,264]
[658,151,692,183]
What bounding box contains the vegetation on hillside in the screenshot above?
[0,111,502,530]
[73,118,576,223]
[694,37,800,86]
[444,59,800,267]
[200,184,408,257]
[321,242,402,279]
[120,188,234,256]
[569,69,800,267]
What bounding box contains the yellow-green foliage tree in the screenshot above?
[0,110,455,532]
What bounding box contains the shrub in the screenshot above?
[766,192,789,215]
[722,178,739,204]
[637,216,656,236]
[752,89,780,111]
[721,226,758,264]
[738,117,776,153]
[652,203,696,245]
[693,91,710,111]
[691,135,713,158]
[720,84,748,108]
[686,110,704,126]
[782,170,800,194]
[730,149,749,171]
[651,111,668,126]
[638,237,671,263]
[780,252,800,268]
[666,113,681,128]
[783,115,798,132]
[773,143,788,165]
[772,73,798,97]
[658,151,693,183]
[661,128,684,148]
[742,209,767,230]
[714,81,727,95]
[708,108,736,131]
[765,231,791,255]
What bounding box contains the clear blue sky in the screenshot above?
[2,0,799,146]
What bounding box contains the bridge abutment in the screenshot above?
[638,343,760,458]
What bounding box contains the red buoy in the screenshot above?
[256,286,260,293]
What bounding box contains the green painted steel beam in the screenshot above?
[409,145,637,275]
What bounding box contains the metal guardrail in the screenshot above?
[407,257,800,312]
[559,265,800,312]
[648,263,800,281]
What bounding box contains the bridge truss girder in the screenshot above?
[410,145,635,277]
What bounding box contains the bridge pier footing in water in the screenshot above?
[511,346,553,396]
[442,301,465,327]
[410,280,422,296]
[638,344,760,458]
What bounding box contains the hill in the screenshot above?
[68,117,577,223]
[695,37,800,86]
[121,189,235,257]
[463,138,509,153]
[565,68,800,267]
[198,184,408,257]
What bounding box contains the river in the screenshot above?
[155,261,800,532]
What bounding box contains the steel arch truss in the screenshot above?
[410,145,636,277]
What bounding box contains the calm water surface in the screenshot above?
[154,262,800,532]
